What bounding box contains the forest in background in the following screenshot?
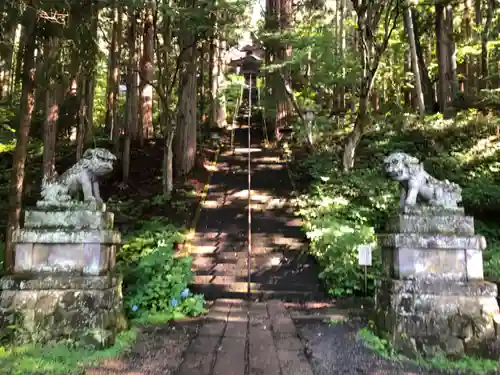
[0,0,499,371]
[0,0,498,356]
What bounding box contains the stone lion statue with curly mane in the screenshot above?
[38,148,117,209]
[383,151,462,209]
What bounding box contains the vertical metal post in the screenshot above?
[247,74,252,298]
[364,265,368,296]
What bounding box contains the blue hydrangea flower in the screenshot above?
[131,305,138,312]
[180,288,190,299]
[171,298,179,307]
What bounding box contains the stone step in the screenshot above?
[191,254,301,270]
[189,277,320,301]
[192,273,319,289]
[190,283,317,302]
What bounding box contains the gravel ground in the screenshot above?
[85,321,200,375]
[295,317,493,375]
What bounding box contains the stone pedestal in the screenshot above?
[375,206,500,359]
[0,204,126,348]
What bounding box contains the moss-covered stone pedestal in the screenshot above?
[0,203,126,348]
[375,206,500,359]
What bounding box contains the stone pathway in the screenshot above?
[177,299,313,375]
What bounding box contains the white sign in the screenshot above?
[119,84,127,93]
[358,244,373,266]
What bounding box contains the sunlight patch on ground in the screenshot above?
[253,163,283,171]
[201,199,222,209]
[229,190,284,205]
[271,235,305,250]
[252,156,281,163]
[267,255,283,266]
[189,245,218,254]
[286,218,302,226]
[194,231,226,240]
[463,135,500,162]
[204,162,219,172]
[208,313,248,322]
[234,147,263,154]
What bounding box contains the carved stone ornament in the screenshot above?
[383,151,462,209]
[38,148,117,209]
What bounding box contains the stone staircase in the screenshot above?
[188,130,323,301]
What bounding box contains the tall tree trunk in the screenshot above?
[123,9,138,184]
[445,5,458,100]
[105,2,120,136]
[210,32,220,128]
[208,7,216,128]
[161,7,174,194]
[403,48,411,107]
[435,3,449,112]
[1,28,16,100]
[112,5,123,154]
[175,22,197,175]
[199,43,206,126]
[140,2,155,143]
[76,77,87,161]
[412,8,435,109]
[85,2,99,146]
[42,37,60,179]
[274,0,293,138]
[480,0,495,89]
[338,0,346,111]
[473,0,481,94]
[403,2,425,116]
[214,40,227,128]
[463,0,472,95]
[5,7,37,274]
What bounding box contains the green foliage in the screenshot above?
[296,155,397,296]
[0,328,138,375]
[293,110,500,296]
[359,325,500,373]
[358,327,396,358]
[118,217,206,321]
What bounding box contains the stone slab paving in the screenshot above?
[177,299,314,375]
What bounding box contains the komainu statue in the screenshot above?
[38,148,117,207]
[383,151,462,209]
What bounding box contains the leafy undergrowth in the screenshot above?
[0,329,138,375]
[290,109,500,296]
[118,216,206,322]
[358,326,500,374]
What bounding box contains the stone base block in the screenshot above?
[24,209,114,230]
[0,275,127,348]
[14,243,117,275]
[375,279,500,359]
[379,233,486,281]
[35,201,107,211]
[386,212,474,235]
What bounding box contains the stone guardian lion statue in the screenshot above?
[383,151,462,209]
[38,148,117,207]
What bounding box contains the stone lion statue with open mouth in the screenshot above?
[383,151,462,209]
